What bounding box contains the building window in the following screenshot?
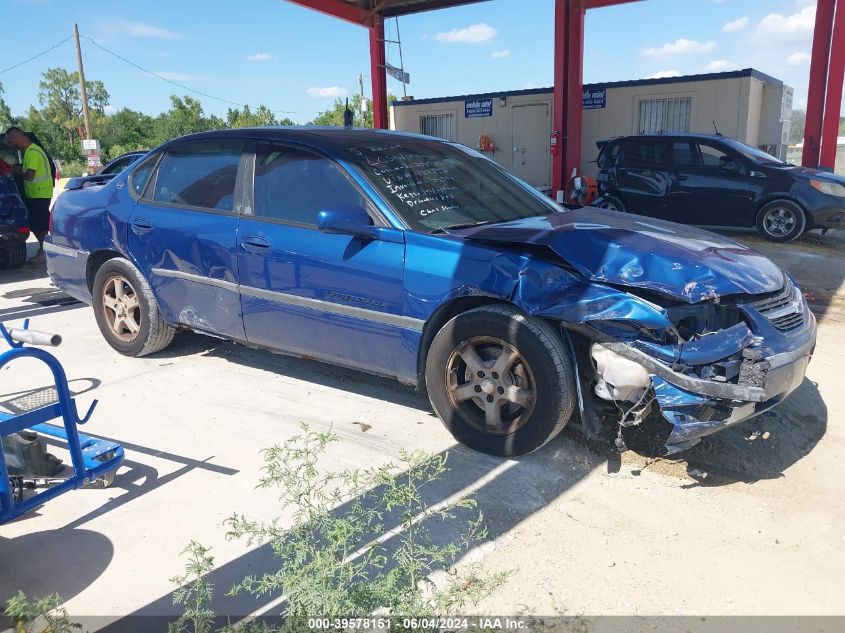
[638,97,691,134]
[420,114,454,140]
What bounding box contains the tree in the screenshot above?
[38,67,109,144]
[153,95,223,145]
[225,104,293,128]
[101,108,156,159]
[0,82,14,131]
[790,109,806,145]
[310,94,394,128]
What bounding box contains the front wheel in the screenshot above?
[92,258,174,357]
[425,305,576,456]
[756,200,806,242]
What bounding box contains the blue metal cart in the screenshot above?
[0,319,124,525]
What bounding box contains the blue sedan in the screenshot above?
[45,128,816,456]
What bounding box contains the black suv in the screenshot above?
[594,133,845,242]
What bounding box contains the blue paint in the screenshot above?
[44,128,818,453]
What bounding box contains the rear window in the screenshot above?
[620,139,670,169]
[129,152,160,198]
[151,140,242,212]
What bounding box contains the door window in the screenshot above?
[151,140,242,212]
[697,143,739,171]
[252,144,364,226]
[671,142,699,168]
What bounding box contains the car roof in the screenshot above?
[159,126,445,154]
[610,133,738,143]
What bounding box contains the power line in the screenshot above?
[0,36,72,75]
[81,35,320,116]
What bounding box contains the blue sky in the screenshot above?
[1,0,827,124]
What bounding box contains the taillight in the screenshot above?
[48,211,54,234]
[17,227,30,234]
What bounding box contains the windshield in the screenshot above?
[340,139,558,232]
[723,139,787,165]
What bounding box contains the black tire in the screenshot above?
[0,242,27,270]
[92,257,174,357]
[425,304,576,457]
[594,194,625,212]
[755,199,806,243]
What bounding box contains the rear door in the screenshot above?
[127,138,245,339]
[667,140,757,227]
[237,141,408,377]
[614,138,673,218]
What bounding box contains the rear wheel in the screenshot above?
[0,242,27,270]
[594,194,625,212]
[92,258,174,356]
[756,200,805,242]
[425,305,576,456]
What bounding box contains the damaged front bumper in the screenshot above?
[565,289,816,453]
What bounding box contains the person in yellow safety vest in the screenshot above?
[5,126,54,261]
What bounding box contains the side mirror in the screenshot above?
[719,156,739,172]
[316,204,404,244]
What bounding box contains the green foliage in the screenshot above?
[226,105,294,129]
[218,425,506,626]
[169,542,217,633]
[0,82,14,131]
[790,109,805,145]
[3,591,81,633]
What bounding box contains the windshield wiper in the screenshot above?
[432,220,500,233]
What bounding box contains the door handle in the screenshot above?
[241,235,271,252]
[675,174,690,182]
[131,218,153,235]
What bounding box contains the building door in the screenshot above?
[511,104,550,188]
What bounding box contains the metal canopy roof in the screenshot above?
[343,0,490,17]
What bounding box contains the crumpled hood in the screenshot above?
[448,207,785,303]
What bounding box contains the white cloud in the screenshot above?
[154,72,205,81]
[705,59,735,72]
[105,19,182,40]
[643,39,716,58]
[307,86,348,98]
[435,23,497,44]
[786,51,811,66]
[721,17,748,32]
[646,70,682,79]
[491,49,511,59]
[246,52,272,62]
[753,6,815,43]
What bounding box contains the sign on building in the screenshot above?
[582,88,606,110]
[465,98,493,118]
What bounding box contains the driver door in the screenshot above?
[237,141,408,378]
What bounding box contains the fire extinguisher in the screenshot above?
[549,131,561,156]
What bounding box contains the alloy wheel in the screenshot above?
[101,275,142,342]
[445,336,537,435]
[763,206,797,237]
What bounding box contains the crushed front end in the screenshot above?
[565,275,816,453]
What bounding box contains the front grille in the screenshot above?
[744,279,805,332]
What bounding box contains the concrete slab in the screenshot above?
[0,247,843,623]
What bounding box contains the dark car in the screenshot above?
[0,169,30,269]
[46,128,815,456]
[593,133,845,242]
[62,151,148,193]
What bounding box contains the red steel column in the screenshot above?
[565,0,585,185]
[803,0,836,167]
[820,0,845,169]
[552,0,570,197]
[370,14,388,129]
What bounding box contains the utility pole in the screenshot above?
[359,73,366,116]
[73,23,92,140]
[395,18,408,99]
